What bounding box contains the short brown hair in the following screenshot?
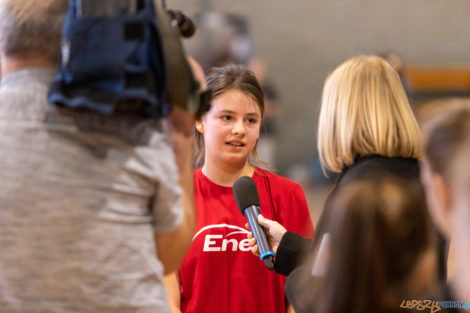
[424,106,470,181]
[0,0,67,61]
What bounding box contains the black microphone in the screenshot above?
[167,10,196,38]
[233,176,275,270]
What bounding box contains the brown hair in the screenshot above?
[416,97,470,129]
[193,64,265,167]
[305,176,434,313]
[424,106,470,181]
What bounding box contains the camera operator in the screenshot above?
[0,0,203,312]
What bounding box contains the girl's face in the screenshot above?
[197,89,262,169]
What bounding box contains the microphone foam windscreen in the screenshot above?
[233,176,260,214]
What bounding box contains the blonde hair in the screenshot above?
[317,55,422,173]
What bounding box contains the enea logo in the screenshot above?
[192,224,251,252]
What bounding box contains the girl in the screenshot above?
[165,64,314,313]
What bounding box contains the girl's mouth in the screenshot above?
[226,141,245,147]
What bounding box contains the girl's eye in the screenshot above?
[221,115,232,121]
[247,118,258,124]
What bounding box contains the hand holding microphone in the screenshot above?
[246,214,287,256]
[233,176,275,270]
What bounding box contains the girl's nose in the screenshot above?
[232,120,245,135]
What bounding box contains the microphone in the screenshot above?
[233,176,275,270]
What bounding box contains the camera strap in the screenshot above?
[152,0,200,114]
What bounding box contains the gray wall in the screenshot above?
[168,0,470,173]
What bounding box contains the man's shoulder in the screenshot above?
[0,68,54,119]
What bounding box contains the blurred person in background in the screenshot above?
[164,64,313,313]
[0,0,202,312]
[380,51,414,102]
[186,12,253,72]
[415,97,470,128]
[257,82,280,167]
[420,106,470,306]
[288,176,438,313]
[416,97,470,282]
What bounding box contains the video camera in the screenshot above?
[48,0,203,118]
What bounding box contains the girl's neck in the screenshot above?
[202,161,255,187]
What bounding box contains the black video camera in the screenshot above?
[48,0,202,118]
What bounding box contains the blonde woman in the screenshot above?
[248,55,444,312]
[317,55,421,174]
[312,55,446,282]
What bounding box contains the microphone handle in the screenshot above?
[244,205,275,270]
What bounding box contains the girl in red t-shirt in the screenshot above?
[165,64,313,313]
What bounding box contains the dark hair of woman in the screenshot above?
[304,176,435,313]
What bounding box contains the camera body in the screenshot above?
[49,0,198,118]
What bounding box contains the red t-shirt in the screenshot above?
[179,168,314,313]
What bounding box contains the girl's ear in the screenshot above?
[195,120,204,134]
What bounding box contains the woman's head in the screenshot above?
[415,97,470,130]
[311,176,435,313]
[317,55,422,173]
[194,64,265,168]
[422,105,470,183]
[420,106,470,243]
